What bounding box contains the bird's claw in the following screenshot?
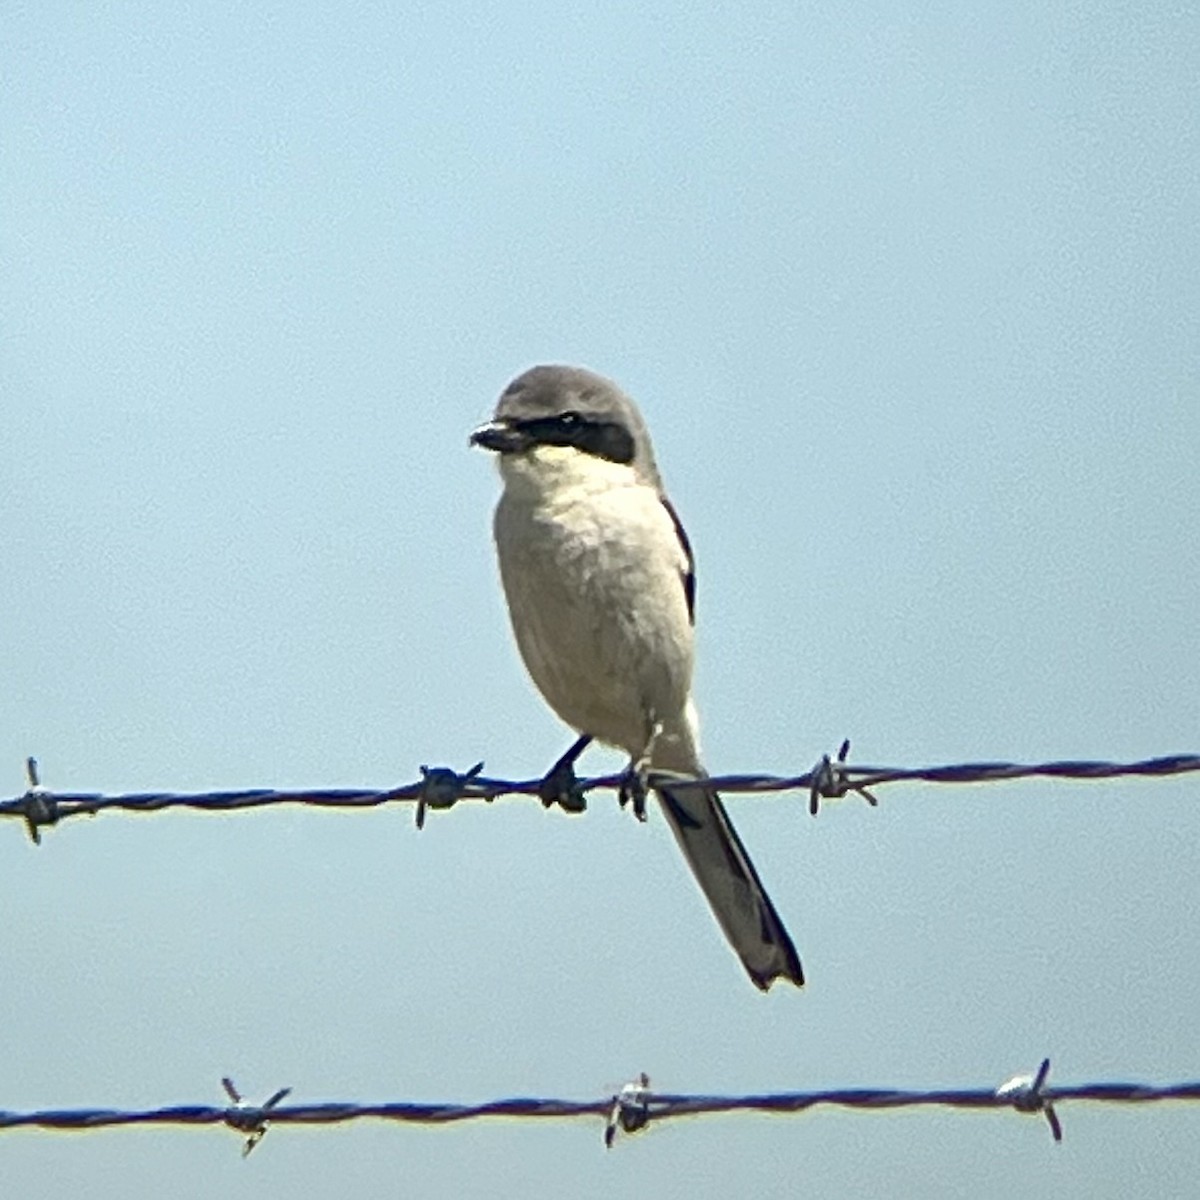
[538,758,588,813]
[618,762,650,822]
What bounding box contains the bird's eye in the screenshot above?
[558,411,580,427]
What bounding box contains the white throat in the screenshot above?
[497,444,642,508]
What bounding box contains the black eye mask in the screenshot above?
[514,411,636,465]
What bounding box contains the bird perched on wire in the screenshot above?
[471,364,803,991]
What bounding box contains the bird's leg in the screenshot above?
[538,733,593,813]
[619,717,663,823]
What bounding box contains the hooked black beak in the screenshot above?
[470,418,529,454]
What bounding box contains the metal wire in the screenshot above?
[2,1070,1198,1149]
[4,748,1198,1153]
[2,753,1197,841]
[5,760,1194,1152]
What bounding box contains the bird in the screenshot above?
[471,364,803,991]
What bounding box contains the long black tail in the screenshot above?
[657,782,804,990]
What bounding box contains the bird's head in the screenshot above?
[471,365,663,492]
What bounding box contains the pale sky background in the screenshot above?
[3,2,1198,1196]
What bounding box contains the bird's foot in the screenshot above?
[538,734,592,813]
[617,719,663,823]
[617,761,650,822]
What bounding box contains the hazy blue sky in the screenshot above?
[3,2,1198,1196]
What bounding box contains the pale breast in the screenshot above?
[493,476,695,757]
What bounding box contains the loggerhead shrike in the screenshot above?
[471,365,803,991]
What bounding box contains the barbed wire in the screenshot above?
[2,1063,1198,1153]
[2,751,1197,843]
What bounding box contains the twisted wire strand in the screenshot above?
[2,1078,1198,1133]
[1,753,1196,832]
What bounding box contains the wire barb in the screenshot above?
[997,1058,1062,1143]
[605,1073,652,1148]
[415,762,485,830]
[21,757,57,845]
[809,739,881,816]
[220,1077,292,1157]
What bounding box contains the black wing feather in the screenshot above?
[659,496,696,624]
